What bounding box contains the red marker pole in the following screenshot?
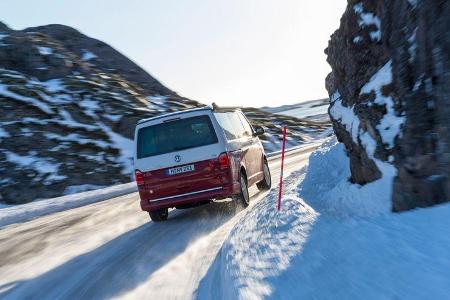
[278,126,287,211]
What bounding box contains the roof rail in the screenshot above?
[211,102,242,112]
[137,106,211,125]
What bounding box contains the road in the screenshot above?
[0,145,317,299]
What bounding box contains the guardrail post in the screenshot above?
[278,126,287,211]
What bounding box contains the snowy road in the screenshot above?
[0,145,317,299]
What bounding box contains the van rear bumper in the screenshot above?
[139,183,239,212]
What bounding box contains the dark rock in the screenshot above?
[386,0,450,211]
[25,24,175,96]
[326,0,450,211]
[0,21,10,32]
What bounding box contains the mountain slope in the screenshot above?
[24,24,175,96]
[0,68,201,204]
[0,22,331,204]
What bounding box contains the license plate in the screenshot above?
[167,164,195,176]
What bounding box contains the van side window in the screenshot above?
[214,112,246,140]
[229,112,246,138]
[238,112,253,136]
[214,112,238,140]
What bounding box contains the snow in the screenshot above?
[353,36,363,43]
[360,61,405,149]
[300,138,392,216]
[99,123,135,176]
[4,151,66,184]
[370,30,381,42]
[78,97,100,118]
[353,3,381,29]
[274,103,328,119]
[57,109,98,130]
[353,2,381,42]
[330,62,404,176]
[0,126,10,140]
[64,184,106,194]
[44,132,110,149]
[259,99,331,151]
[0,146,306,227]
[0,182,137,227]
[361,61,392,93]
[82,50,97,61]
[329,91,360,143]
[42,79,65,93]
[19,127,33,137]
[103,114,122,122]
[37,46,53,55]
[0,84,53,114]
[408,0,418,8]
[0,203,12,209]
[0,71,23,79]
[408,28,418,62]
[0,33,8,46]
[146,95,166,105]
[146,95,169,110]
[198,137,450,299]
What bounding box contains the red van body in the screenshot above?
[134,107,271,221]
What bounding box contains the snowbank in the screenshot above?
[197,137,450,299]
[299,138,392,216]
[0,182,137,227]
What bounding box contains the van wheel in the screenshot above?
[257,160,271,191]
[234,172,250,207]
[149,208,168,222]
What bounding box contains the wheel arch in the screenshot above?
[239,165,248,183]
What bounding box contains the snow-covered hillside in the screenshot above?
[0,67,332,204]
[0,67,200,204]
[242,106,332,152]
[0,22,332,205]
[198,137,450,299]
[262,98,330,122]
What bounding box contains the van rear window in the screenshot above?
[137,115,218,159]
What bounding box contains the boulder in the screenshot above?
[325,0,450,211]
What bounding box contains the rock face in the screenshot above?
[0,21,202,204]
[325,0,450,211]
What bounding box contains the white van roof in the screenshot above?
[137,107,212,126]
[137,105,243,126]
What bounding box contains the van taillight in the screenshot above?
[135,170,144,186]
[218,153,230,169]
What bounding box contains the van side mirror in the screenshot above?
[253,125,265,136]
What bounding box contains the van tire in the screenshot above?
[235,172,250,207]
[257,159,271,191]
[149,208,169,222]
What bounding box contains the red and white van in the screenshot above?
[134,106,271,221]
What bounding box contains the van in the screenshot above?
[134,106,271,221]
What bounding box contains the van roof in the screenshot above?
[137,107,211,125]
[137,105,242,125]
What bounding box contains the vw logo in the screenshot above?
[174,155,181,163]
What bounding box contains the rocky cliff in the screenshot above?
[325,0,450,211]
[0,22,331,204]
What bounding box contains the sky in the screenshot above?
[0,0,347,107]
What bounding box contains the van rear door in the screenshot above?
[134,111,229,201]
